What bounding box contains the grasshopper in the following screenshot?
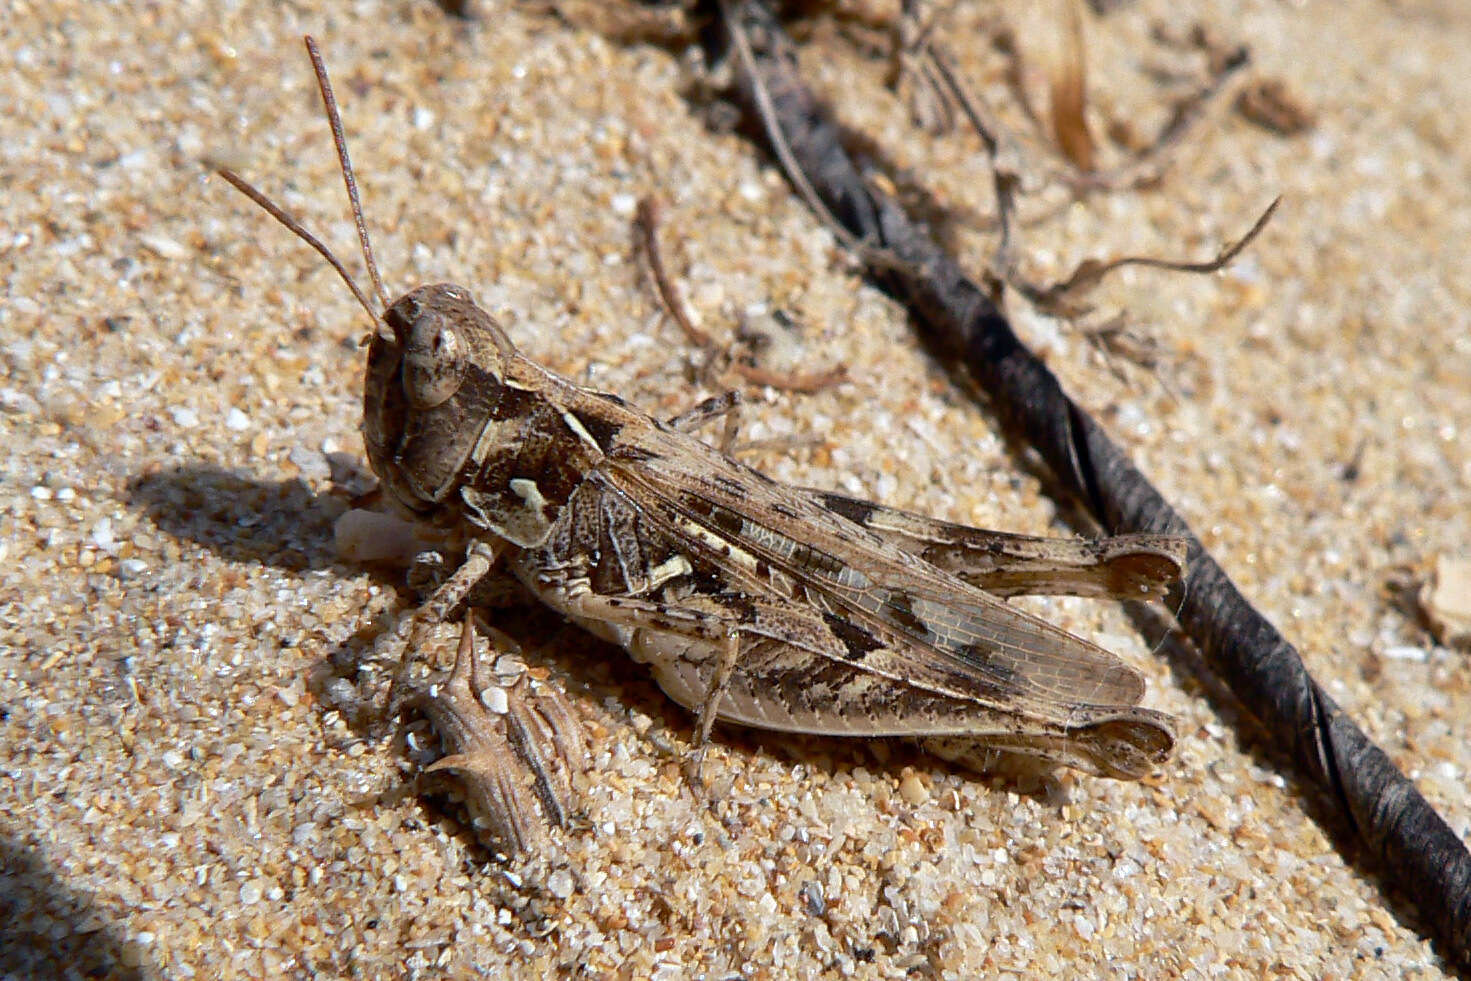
[219,38,1187,851]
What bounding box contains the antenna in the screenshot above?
[305,35,393,312]
[215,166,382,327]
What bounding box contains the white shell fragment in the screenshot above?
[1420,555,1471,649]
[334,508,432,564]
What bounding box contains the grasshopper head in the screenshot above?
[215,43,531,524]
[363,283,517,516]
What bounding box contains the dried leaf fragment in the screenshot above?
[1049,0,1097,171]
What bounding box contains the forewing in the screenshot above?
[600,424,1149,716]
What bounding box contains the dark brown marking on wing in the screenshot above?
[957,643,1016,686]
[816,491,877,526]
[684,497,746,538]
[821,611,884,661]
[791,540,849,579]
[614,445,662,464]
[712,508,745,538]
[882,590,932,640]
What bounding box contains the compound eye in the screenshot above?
[402,314,468,409]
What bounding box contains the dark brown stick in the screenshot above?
[711,0,1471,967]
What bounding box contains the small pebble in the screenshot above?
[89,518,114,549]
[610,192,638,217]
[547,869,575,900]
[898,770,929,806]
[139,234,190,260]
[1382,645,1429,662]
[288,445,330,482]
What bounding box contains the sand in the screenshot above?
[2,0,1468,976]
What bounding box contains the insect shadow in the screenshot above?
[124,463,351,576]
[124,462,408,718]
[0,833,151,980]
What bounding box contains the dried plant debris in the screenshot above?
[1079,315,1175,390]
[1008,197,1279,319]
[1235,77,1316,135]
[519,0,702,46]
[889,0,967,133]
[991,9,1250,191]
[1046,0,1098,172]
[633,195,847,393]
[710,3,1471,966]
